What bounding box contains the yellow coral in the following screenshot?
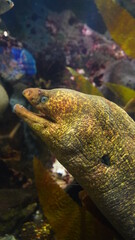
[21,221,52,240]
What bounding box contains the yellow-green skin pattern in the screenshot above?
[14,88,135,240]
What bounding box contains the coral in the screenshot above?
[95,0,135,59]
[36,44,66,87]
[20,221,53,240]
[2,6,127,89]
[0,34,36,84]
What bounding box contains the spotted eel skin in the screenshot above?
[14,88,135,240]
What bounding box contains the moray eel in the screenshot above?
[14,88,135,240]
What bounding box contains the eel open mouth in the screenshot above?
[13,104,50,126]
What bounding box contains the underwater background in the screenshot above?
[0,0,135,239]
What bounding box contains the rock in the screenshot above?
[0,189,37,234]
[0,84,9,116]
[100,59,135,102]
[0,235,16,240]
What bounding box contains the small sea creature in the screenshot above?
[14,88,135,239]
[0,0,14,15]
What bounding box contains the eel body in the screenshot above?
[14,88,135,240]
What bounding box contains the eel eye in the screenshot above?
[40,96,48,103]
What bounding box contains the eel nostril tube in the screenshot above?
[23,89,32,98]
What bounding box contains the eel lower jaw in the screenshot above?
[14,104,52,127]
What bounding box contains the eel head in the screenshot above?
[14,88,93,157]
